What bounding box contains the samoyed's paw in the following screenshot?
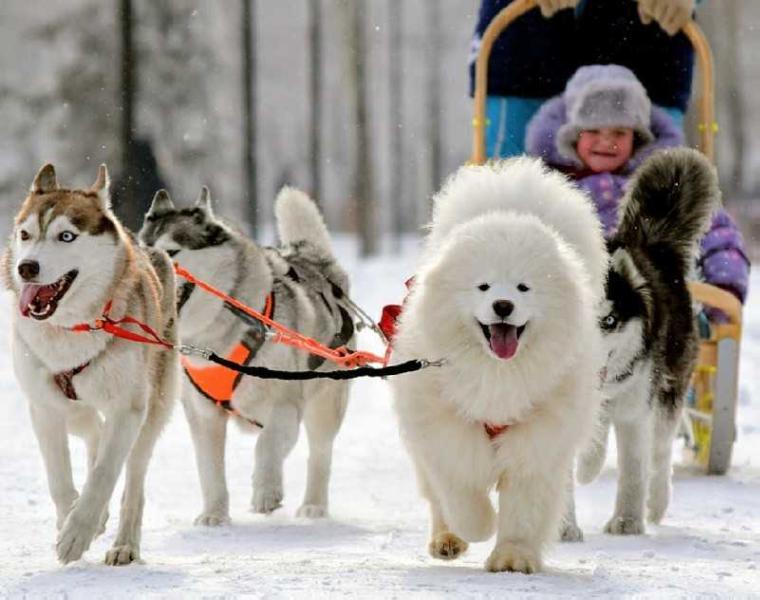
[251,486,283,514]
[105,543,140,566]
[428,532,468,560]
[560,522,584,542]
[296,503,328,519]
[485,541,541,574]
[193,511,231,527]
[604,515,645,535]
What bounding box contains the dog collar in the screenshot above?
[483,422,511,440]
[53,362,90,400]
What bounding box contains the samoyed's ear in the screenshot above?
[31,163,59,194]
[147,189,175,217]
[194,186,214,217]
[90,164,111,208]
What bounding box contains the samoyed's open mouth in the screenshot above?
[19,270,78,320]
[479,321,526,360]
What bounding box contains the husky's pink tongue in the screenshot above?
[19,284,44,317]
[489,324,519,360]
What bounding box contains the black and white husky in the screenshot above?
[577,148,721,535]
[140,187,353,522]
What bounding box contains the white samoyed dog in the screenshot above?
[390,158,607,573]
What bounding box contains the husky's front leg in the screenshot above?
[604,416,651,535]
[28,403,79,531]
[183,393,231,526]
[252,400,300,513]
[487,458,569,574]
[56,396,145,564]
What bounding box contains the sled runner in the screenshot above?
[470,0,742,474]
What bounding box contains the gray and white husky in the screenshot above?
[2,163,178,565]
[139,186,352,522]
[575,148,721,535]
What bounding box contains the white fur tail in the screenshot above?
[275,186,333,257]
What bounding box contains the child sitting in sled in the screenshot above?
[525,64,750,312]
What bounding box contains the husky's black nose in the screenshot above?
[492,300,514,318]
[17,260,40,282]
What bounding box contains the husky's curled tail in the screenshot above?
[275,187,334,258]
[615,148,721,266]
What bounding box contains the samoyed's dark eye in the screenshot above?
[58,231,78,243]
[601,314,618,330]
[477,283,490,292]
[517,283,530,292]
[19,230,30,241]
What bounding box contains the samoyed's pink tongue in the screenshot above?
[489,324,518,360]
[19,284,43,316]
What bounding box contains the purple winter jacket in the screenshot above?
[525,96,750,304]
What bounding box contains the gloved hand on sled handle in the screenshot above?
[636,0,696,36]
[535,0,580,18]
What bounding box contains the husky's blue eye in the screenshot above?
[601,314,617,329]
[58,231,77,243]
[517,283,530,292]
[477,283,490,292]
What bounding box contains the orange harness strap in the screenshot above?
[182,342,251,404]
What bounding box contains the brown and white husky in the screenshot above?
[1,163,178,565]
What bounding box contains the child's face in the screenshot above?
[576,127,635,173]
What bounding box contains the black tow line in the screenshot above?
[179,345,443,381]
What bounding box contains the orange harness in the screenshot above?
[181,293,273,421]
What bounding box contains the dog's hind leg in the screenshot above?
[296,381,348,518]
[66,406,108,537]
[251,396,300,514]
[56,392,146,564]
[183,392,231,526]
[604,415,651,535]
[28,403,79,532]
[647,405,680,524]
[105,358,175,566]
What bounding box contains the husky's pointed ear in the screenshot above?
[30,163,59,194]
[90,164,111,208]
[194,186,214,216]
[147,189,175,216]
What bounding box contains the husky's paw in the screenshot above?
[251,487,283,514]
[604,515,645,535]
[560,522,584,542]
[57,512,98,564]
[105,544,140,566]
[485,541,541,574]
[296,504,327,519]
[428,532,468,560]
[193,512,231,527]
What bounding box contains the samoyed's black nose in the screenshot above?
[17,260,40,281]
[492,300,514,318]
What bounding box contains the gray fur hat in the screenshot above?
[557,64,654,165]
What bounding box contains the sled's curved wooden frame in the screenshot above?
[469,0,741,473]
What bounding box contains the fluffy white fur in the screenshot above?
[391,158,607,573]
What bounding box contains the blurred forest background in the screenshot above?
[0,0,757,257]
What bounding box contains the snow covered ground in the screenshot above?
[1,239,759,598]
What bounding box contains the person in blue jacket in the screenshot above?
[469,0,698,157]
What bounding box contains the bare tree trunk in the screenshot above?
[119,0,137,226]
[725,1,745,195]
[242,0,258,235]
[309,0,323,203]
[345,1,377,256]
[426,0,442,194]
[388,0,404,249]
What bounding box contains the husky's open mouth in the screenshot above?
[19,270,78,320]
[479,321,527,360]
